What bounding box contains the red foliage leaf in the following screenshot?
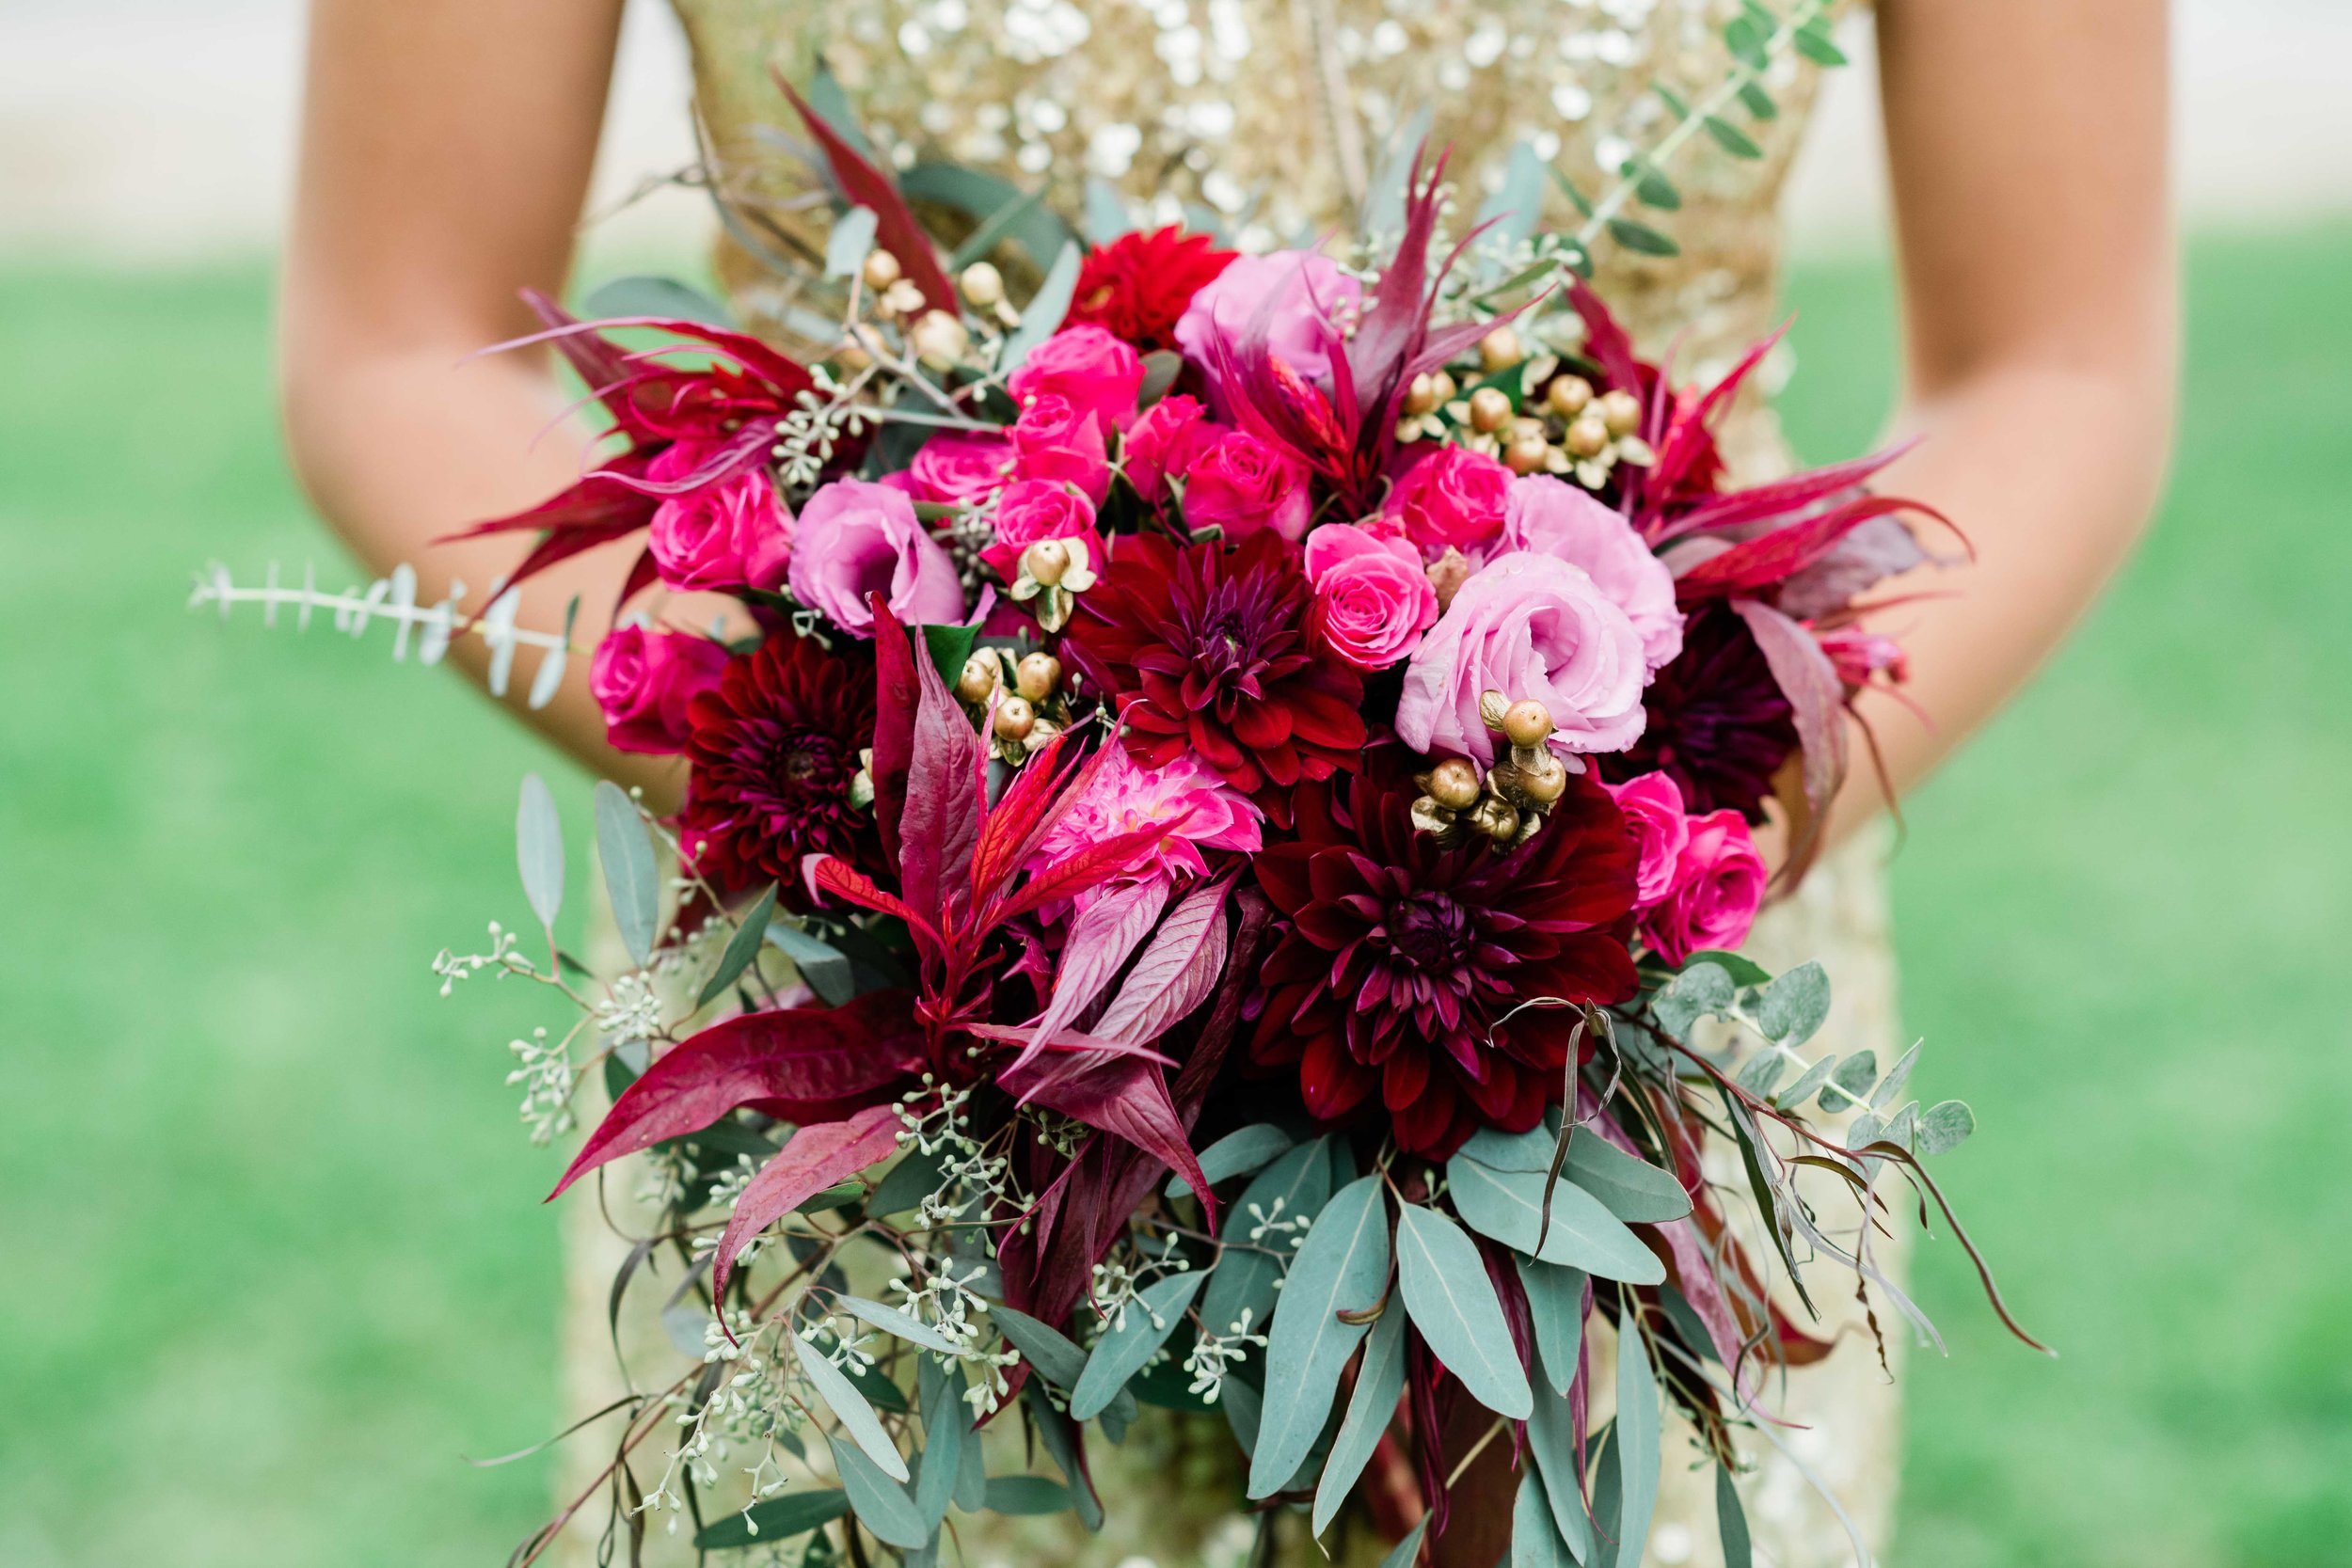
[895,613,988,921]
[773,75,958,316]
[1673,496,1932,603]
[1089,874,1232,1045]
[1001,1052,1216,1231]
[802,855,938,949]
[987,822,1181,927]
[1730,599,1849,873]
[1017,875,1175,1062]
[710,1102,907,1296]
[548,990,924,1199]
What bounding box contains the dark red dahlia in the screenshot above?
[1061,532,1365,818]
[1601,602,1798,822]
[1250,760,1640,1159]
[678,630,880,896]
[1067,226,1237,352]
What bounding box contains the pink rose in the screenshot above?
[644,446,792,594]
[1121,394,1217,503]
[786,478,966,636]
[900,432,1013,508]
[1174,249,1363,394]
[1009,392,1111,505]
[1304,522,1439,671]
[1640,808,1768,965]
[1181,429,1311,541]
[1603,771,1692,908]
[1008,325,1146,431]
[981,480,1107,584]
[1395,550,1648,768]
[1385,446,1514,556]
[1501,476,1683,670]
[590,623,729,755]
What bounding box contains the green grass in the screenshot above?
[2,229,2347,1565]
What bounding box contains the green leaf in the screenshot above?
[691,1489,848,1550]
[900,162,1077,273]
[1702,115,1765,159]
[1612,1305,1661,1568]
[912,1362,965,1534]
[826,1433,928,1550]
[581,275,736,327]
[1513,1462,1578,1568]
[1219,1370,1261,1456]
[698,885,780,1007]
[1362,104,1436,236]
[1516,1257,1587,1398]
[834,1295,962,1357]
[806,60,874,157]
[953,1411,987,1512]
[1526,1375,1597,1559]
[1071,1270,1207,1419]
[1773,1052,1837,1111]
[990,1304,1088,1388]
[1716,1463,1754,1568]
[1607,217,1680,257]
[1724,13,1770,66]
[515,774,564,933]
[1021,1381,1103,1530]
[1740,81,1780,120]
[1719,1085,1814,1315]
[1917,1099,1977,1156]
[1249,1176,1390,1497]
[1793,21,1850,66]
[1546,164,1597,219]
[918,624,980,689]
[997,243,1083,373]
[1200,1139,1330,1338]
[1311,1302,1406,1538]
[948,184,1052,270]
[1754,960,1831,1045]
[1733,1050,1788,1099]
[1824,1049,1878,1111]
[983,1475,1074,1515]
[592,780,660,967]
[865,1144,949,1219]
[1871,1040,1921,1111]
[796,1180,865,1215]
[1475,142,1551,261]
[1445,1156,1664,1284]
[1395,1204,1532,1418]
[824,206,880,280]
[1083,177,1132,245]
[792,1333,909,1482]
[1167,1123,1293,1199]
[765,923,858,1006]
[1376,1518,1429,1568]
[1652,960,1736,1038]
[1683,949,1772,987]
[1565,1137,1693,1225]
[1651,83,1692,118]
[1627,160,1682,212]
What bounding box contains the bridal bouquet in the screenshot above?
[206,66,2037,1568]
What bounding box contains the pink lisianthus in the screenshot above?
[1385,445,1514,557]
[1009,392,1112,504]
[1025,745,1263,911]
[786,478,965,636]
[980,480,1107,585]
[589,623,730,755]
[644,444,793,594]
[898,432,1013,507]
[1500,476,1683,671]
[1121,394,1217,503]
[1182,429,1311,541]
[1008,325,1147,431]
[1603,770,1693,908]
[1395,551,1648,768]
[1304,522,1438,670]
[1639,808,1768,964]
[1173,249,1363,394]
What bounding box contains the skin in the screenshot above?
[283,0,2169,1554]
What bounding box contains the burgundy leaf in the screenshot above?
[1018,875,1176,1065]
[710,1103,906,1296]
[1001,1052,1216,1229]
[773,75,958,316]
[1651,447,1909,546]
[548,990,923,1199]
[802,854,939,949]
[1089,874,1232,1045]
[966,728,1089,903]
[1774,514,1931,621]
[893,610,988,921]
[1640,322,1787,507]
[866,601,920,871]
[1674,496,1934,602]
[1730,598,1849,862]
[987,821,1181,926]
[962,1021,1175,1069]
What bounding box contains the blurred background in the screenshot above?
[3,2,2347,1564]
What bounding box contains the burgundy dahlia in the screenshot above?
[1250,760,1640,1159]
[1067,227,1238,352]
[1062,532,1365,819]
[678,630,880,896]
[1601,602,1797,822]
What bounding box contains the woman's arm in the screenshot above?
[1826,0,2175,843]
[281,0,709,802]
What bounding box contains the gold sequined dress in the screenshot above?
[560,2,1906,1563]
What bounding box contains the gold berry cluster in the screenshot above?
[1410,692,1572,848]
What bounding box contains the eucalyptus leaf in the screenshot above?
[1527,1376,1597,1560]
[912,1362,966,1533]
[592,780,660,967]
[1704,115,1766,159]
[793,1333,909,1482]
[1311,1302,1406,1538]
[1846,1110,1884,1151]
[1774,1052,1837,1111]
[824,206,881,279]
[990,1304,1088,1388]
[998,243,1083,373]
[691,1488,847,1551]
[1516,1257,1588,1398]
[1628,159,1682,211]
[1168,1123,1293,1199]
[516,773,564,933]
[1753,961,1831,1045]
[1512,1462,1577,1568]
[1607,217,1680,258]
[1395,1204,1532,1418]
[1475,142,1550,261]
[1021,1381,1103,1530]
[1739,81,1779,120]
[1083,177,1133,244]
[1445,1157,1664,1283]
[983,1475,1073,1515]
[866,1144,950,1219]
[1825,1050,1878,1112]
[1871,1040,1922,1111]
[900,162,1078,272]
[1376,1519,1428,1568]
[834,1295,962,1357]
[1881,1101,1921,1154]
[1200,1140,1330,1338]
[1652,961,1736,1039]
[1917,1099,1977,1156]
[1219,1370,1261,1457]
[1249,1176,1389,1497]
[1071,1270,1207,1420]
[765,923,858,1006]
[582,274,736,327]
[1362,104,1435,236]
[826,1433,928,1549]
[1794,21,1850,66]
[1565,1137,1692,1225]
[1733,1050,1788,1099]
[698,885,779,1007]
[1717,1463,1754,1568]
[527,594,578,710]
[1683,949,1772,987]
[1612,1305,1661,1568]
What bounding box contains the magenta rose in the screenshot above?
[786,478,966,636]
[1009,392,1112,505]
[1121,394,1217,503]
[1303,522,1439,670]
[1173,249,1363,395]
[590,623,730,755]
[1395,550,1648,768]
[1008,325,1146,431]
[1640,808,1768,964]
[1182,429,1311,541]
[1384,445,1514,556]
[980,480,1107,584]
[1603,770,1693,908]
[901,432,1013,508]
[644,446,792,594]
[1501,476,1683,670]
